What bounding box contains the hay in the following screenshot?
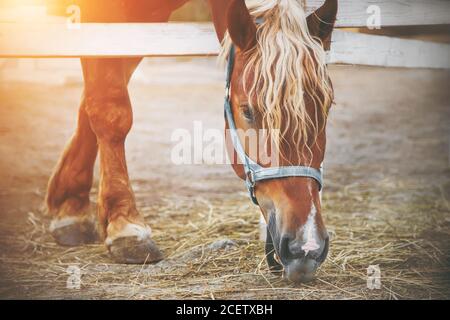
[0,176,449,300]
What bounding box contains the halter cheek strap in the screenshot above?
[224,45,323,205]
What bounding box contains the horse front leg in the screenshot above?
[46,58,142,247]
[82,58,163,264]
[46,91,99,246]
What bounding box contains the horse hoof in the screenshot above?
[107,236,163,264]
[50,216,100,246]
[105,223,163,264]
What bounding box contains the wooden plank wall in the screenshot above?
[1,22,449,69]
[0,0,449,68]
[306,0,450,27]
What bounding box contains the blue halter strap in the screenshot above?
[224,45,323,205]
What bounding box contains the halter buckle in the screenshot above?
[245,171,258,205]
[225,86,231,101]
[246,170,255,186]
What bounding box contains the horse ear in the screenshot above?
[227,0,257,51]
[306,0,338,50]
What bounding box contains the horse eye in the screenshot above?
[240,104,254,122]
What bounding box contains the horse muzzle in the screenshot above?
[265,225,329,283]
[282,235,329,283]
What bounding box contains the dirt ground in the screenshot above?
[0,58,449,299]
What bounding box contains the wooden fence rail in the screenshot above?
[0,0,449,68]
[1,0,450,27]
[1,22,449,69]
[306,0,450,27]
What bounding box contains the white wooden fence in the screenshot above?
[0,0,449,69]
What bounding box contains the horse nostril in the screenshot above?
[316,235,329,263]
[280,235,307,261]
[288,239,306,257]
[279,236,294,261]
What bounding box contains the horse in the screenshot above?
[45,0,192,263]
[44,0,337,283]
[218,0,337,283]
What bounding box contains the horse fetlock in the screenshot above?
[46,164,94,213]
[49,204,100,246]
[105,218,152,245]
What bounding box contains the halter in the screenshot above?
[224,45,323,205]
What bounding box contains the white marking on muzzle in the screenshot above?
[301,203,320,256]
[259,214,267,242]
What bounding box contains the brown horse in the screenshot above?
[45,0,337,283]
[219,0,337,282]
[45,0,191,263]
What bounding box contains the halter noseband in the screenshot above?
[224,45,323,205]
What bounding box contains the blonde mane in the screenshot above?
[220,0,334,164]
